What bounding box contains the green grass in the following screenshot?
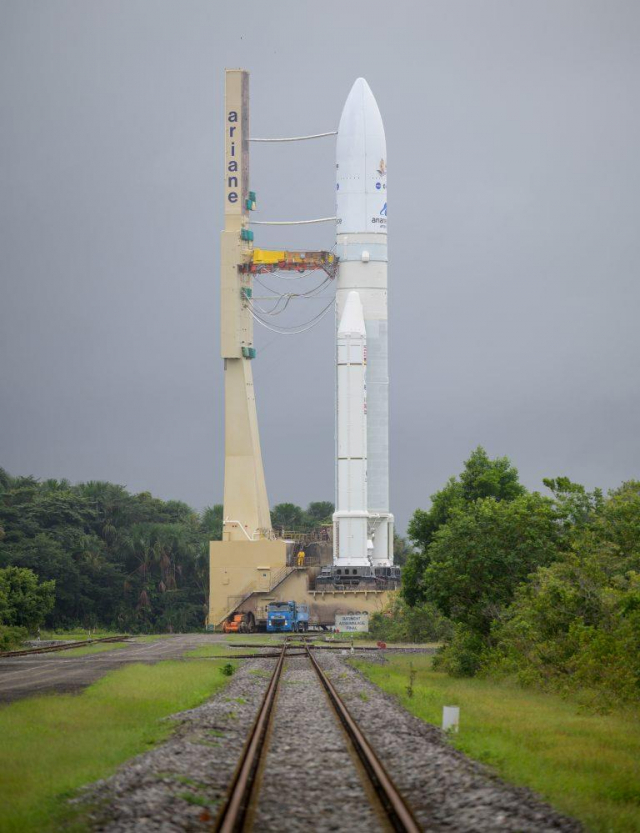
[57,642,129,657]
[356,655,640,833]
[0,659,235,832]
[38,629,124,642]
[223,634,282,644]
[185,643,256,658]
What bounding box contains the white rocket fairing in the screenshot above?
[334,78,394,569]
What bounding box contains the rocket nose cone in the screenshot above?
[336,78,387,235]
[349,77,371,97]
[339,77,383,130]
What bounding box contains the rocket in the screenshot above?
[334,78,394,569]
[334,291,370,567]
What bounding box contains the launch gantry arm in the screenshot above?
[240,249,338,279]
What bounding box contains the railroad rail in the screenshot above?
[226,642,382,651]
[214,641,421,832]
[0,635,130,659]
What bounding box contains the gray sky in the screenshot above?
[1,1,639,532]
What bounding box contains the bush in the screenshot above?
[369,595,452,643]
[0,566,55,631]
[483,483,640,707]
[485,561,640,707]
[432,624,486,677]
[0,625,28,651]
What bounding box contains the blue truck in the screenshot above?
[266,601,310,633]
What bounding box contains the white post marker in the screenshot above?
[442,706,460,733]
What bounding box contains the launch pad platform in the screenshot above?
[208,536,398,632]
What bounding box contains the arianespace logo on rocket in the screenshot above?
[372,200,387,226]
[372,157,387,226]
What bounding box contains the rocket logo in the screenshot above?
[380,202,387,216]
[377,159,386,176]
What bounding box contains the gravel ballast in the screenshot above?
[251,654,383,832]
[316,651,582,832]
[77,646,583,832]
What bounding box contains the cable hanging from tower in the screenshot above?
[248,299,335,335]
[250,275,332,316]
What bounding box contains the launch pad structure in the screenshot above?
[209,70,397,632]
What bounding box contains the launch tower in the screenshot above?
[209,71,398,632]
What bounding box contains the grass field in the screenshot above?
[56,641,129,657]
[39,628,124,641]
[356,654,640,833]
[0,658,236,832]
[185,643,254,658]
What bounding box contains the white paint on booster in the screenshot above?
[333,291,369,567]
[335,78,394,568]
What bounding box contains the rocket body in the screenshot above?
[333,291,370,567]
[334,78,394,568]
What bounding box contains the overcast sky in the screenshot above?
[1,1,639,532]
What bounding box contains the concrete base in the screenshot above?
[234,567,395,629]
[209,538,395,631]
[208,539,289,628]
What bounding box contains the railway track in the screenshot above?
[0,634,129,658]
[214,641,421,833]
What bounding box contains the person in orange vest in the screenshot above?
[297,549,306,567]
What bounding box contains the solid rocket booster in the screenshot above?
[335,78,394,568]
[333,290,370,567]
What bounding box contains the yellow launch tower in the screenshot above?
[209,70,288,628]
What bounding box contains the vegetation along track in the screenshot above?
[214,640,421,833]
[0,635,129,658]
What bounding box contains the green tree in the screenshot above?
[459,446,525,503]
[0,566,55,630]
[200,505,223,541]
[305,502,334,525]
[404,447,526,606]
[271,503,305,531]
[424,493,561,638]
[485,481,640,704]
[369,594,452,643]
[392,534,413,568]
[0,469,212,632]
[543,476,604,530]
[408,447,525,553]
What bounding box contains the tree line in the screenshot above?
[0,469,343,646]
[393,447,640,708]
[0,470,220,640]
